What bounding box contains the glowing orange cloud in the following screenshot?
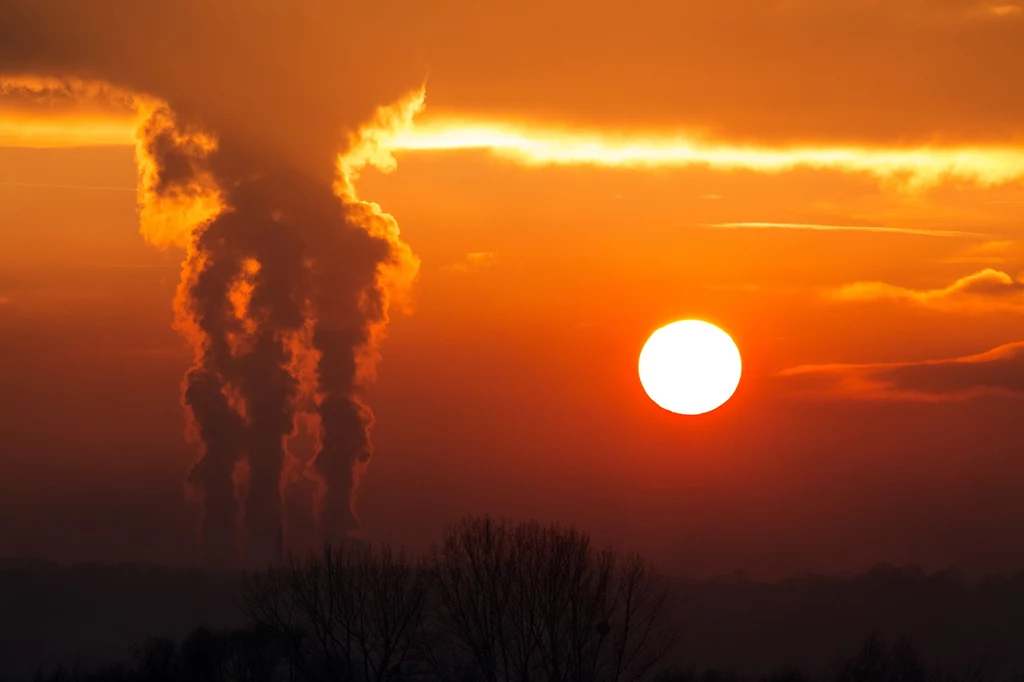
[985,4,1023,17]
[0,75,135,145]
[389,119,1024,188]
[0,76,221,249]
[830,270,1024,313]
[0,113,133,147]
[779,342,1024,401]
[7,101,1024,189]
[942,240,1020,265]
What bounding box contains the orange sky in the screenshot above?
[0,0,1022,577]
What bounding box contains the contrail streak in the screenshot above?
[703,222,987,238]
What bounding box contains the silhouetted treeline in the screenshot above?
[241,516,673,682]
[669,566,1024,678]
[10,632,997,682]
[653,634,989,682]
[7,517,672,682]
[5,518,1024,681]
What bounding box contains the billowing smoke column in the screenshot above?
[0,0,426,567]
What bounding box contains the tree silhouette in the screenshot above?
[243,543,428,682]
[428,516,675,682]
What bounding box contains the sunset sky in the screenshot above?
[0,0,1022,578]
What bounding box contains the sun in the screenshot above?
[638,320,742,415]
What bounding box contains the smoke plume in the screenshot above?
[0,0,426,567]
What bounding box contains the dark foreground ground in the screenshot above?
[2,560,1023,681]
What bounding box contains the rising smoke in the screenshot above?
[0,0,427,567]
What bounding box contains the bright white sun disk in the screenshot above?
[638,320,742,415]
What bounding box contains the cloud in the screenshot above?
[0,181,136,192]
[702,282,764,293]
[10,108,1024,190]
[940,240,1018,265]
[830,269,1024,313]
[0,295,10,305]
[0,112,134,147]
[0,2,428,171]
[83,262,179,270]
[408,0,1024,147]
[778,341,1024,401]
[983,3,1023,18]
[389,122,1024,188]
[704,222,984,238]
[6,0,1024,151]
[968,240,1017,253]
[444,252,497,274]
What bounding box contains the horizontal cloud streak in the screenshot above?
[831,269,1024,312]
[0,181,136,192]
[6,111,1024,189]
[705,222,986,238]
[0,108,133,147]
[779,342,1024,401]
[389,122,1024,188]
[6,0,1024,149]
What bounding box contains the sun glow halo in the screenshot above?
[638,320,742,415]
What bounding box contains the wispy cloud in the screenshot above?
[778,341,1024,401]
[969,240,1016,253]
[941,256,1009,265]
[829,269,1024,313]
[83,261,179,270]
[702,282,764,293]
[703,222,985,238]
[443,252,497,274]
[0,181,136,192]
[940,239,1018,265]
[983,3,1023,18]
